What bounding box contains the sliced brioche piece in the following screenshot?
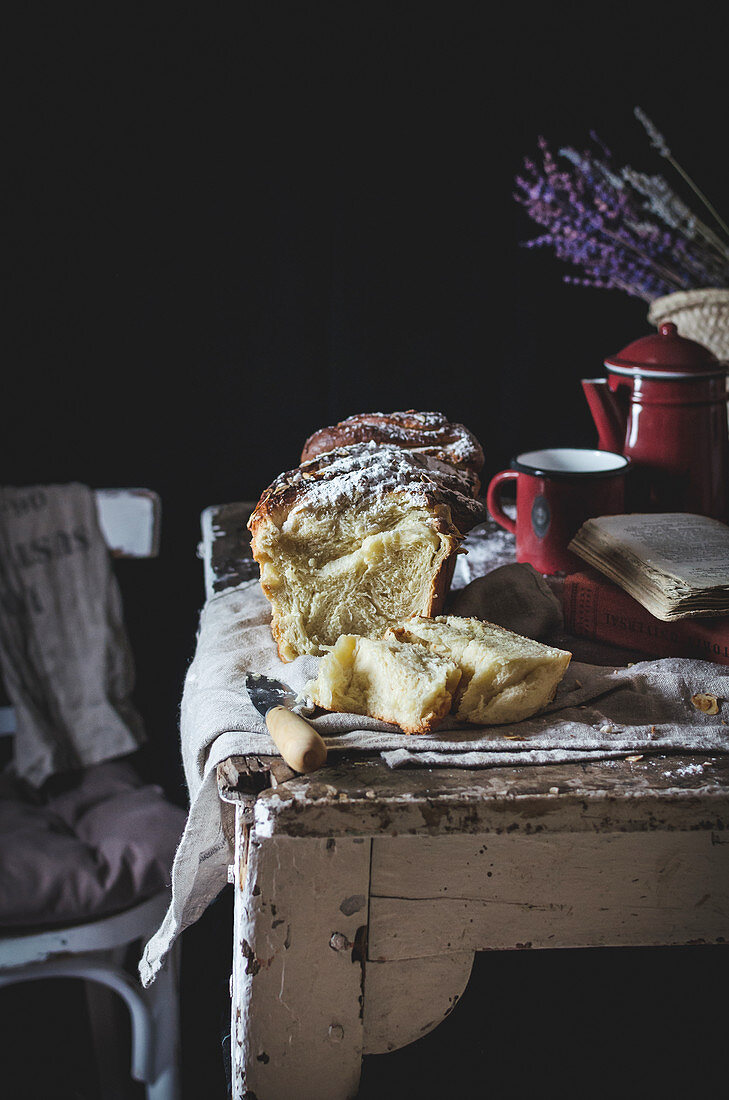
[389,615,571,725]
[307,633,462,734]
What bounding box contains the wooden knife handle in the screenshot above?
[265,706,328,774]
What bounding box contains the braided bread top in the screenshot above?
[300,410,485,474]
[249,441,486,539]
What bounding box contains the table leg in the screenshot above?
[363,952,475,1055]
[231,813,371,1100]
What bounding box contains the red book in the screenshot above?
[562,570,729,666]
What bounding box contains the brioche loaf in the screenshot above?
[301,410,484,494]
[308,633,462,734]
[389,615,571,725]
[248,442,485,661]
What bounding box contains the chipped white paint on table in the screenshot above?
[203,503,729,1100]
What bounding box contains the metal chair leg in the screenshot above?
[144,939,182,1100]
[0,947,182,1098]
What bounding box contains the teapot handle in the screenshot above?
[486,470,517,534]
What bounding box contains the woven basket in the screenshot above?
[647,288,729,361]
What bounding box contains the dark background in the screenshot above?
[4,5,728,1097]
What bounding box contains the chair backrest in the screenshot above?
[0,488,161,737]
[94,488,161,558]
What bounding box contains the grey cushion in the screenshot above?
[0,759,186,929]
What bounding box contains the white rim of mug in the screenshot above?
[512,447,631,480]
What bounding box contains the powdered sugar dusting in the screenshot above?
[301,410,484,471]
[257,442,485,531]
[663,761,706,777]
[451,520,517,588]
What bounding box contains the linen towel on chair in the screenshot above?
[0,483,145,786]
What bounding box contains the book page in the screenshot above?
[577,514,729,588]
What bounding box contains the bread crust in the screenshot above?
[425,544,459,617]
[300,410,485,485]
[248,441,485,543]
[351,704,448,735]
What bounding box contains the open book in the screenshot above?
[568,513,729,622]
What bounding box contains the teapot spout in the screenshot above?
[582,378,627,453]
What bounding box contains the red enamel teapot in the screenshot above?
[582,322,729,521]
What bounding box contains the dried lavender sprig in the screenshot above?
[521,212,687,298]
[515,214,674,300]
[517,141,701,294]
[554,146,703,288]
[634,107,671,157]
[622,165,729,262]
[590,149,729,284]
[612,157,729,282]
[600,223,699,289]
[514,132,729,300]
[634,107,729,241]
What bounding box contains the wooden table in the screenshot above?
[200,503,729,1100]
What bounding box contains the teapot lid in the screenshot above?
[605,322,724,377]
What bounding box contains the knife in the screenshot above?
[245,672,328,774]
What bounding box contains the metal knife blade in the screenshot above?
[245,672,299,717]
[245,672,327,774]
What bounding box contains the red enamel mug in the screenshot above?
[486,447,631,574]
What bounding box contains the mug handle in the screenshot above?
[486,470,517,535]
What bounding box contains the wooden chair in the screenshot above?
[0,489,184,1100]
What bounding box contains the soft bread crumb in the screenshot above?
[691,692,721,715]
[254,504,457,660]
[248,443,485,661]
[389,614,571,725]
[307,634,462,734]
